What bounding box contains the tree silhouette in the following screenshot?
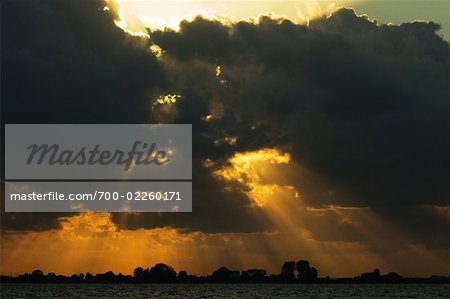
[296,260,318,282]
[133,267,145,282]
[280,261,297,282]
[242,269,267,283]
[31,270,44,277]
[1,260,447,284]
[149,263,177,282]
[211,266,240,283]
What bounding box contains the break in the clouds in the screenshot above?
[2,0,450,258]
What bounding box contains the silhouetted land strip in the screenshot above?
[1,260,449,284]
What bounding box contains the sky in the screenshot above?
[118,0,450,40]
[1,0,450,277]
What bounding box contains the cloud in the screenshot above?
[146,8,450,242]
[2,1,450,257]
[150,9,450,206]
[1,0,164,231]
[2,0,164,123]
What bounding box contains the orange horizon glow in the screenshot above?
[2,210,450,277]
[2,150,450,277]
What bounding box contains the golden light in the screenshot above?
[215,65,221,77]
[106,0,359,33]
[2,207,450,277]
[213,148,293,206]
[214,136,238,146]
[153,94,182,105]
[151,94,183,122]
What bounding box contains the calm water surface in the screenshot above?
[1,283,450,298]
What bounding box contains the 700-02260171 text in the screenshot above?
[9,191,183,201]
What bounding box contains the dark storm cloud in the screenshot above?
[2,0,164,123]
[146,8,450,242]
[150,8,450,206]
[376,205,450,248]
[2,1,450,248]
[1,0,165,230]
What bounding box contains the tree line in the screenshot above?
[1,260,449,284]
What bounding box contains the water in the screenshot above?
[1,283,450,298]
